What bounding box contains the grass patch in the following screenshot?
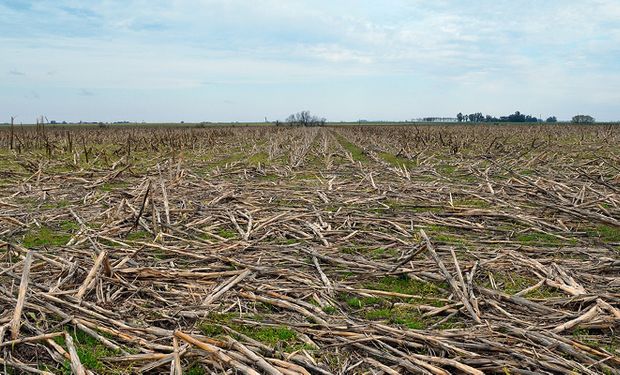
[384,199,442,213]
[364,307,427,329]
[100,181,130,192]
[212,152,245,167]
[60,220,80,231]
[587,225,620,243]
[572,329,619,355]
[54,329,122,374]
[334,134,369,162]
[424,225,468,245]
[218,229,237,239]
[369,275,446,303]
[378,152,417,168]
[437,164,457,175]
[199,313,304,351]
[515,231,577,246]
[248,152,269,165]
[370,247,399,259]
[186,365,207,375]
[488,272,564,298]
[22,227,71,248]
[341,295,383,309]
[126,230,151,241]
[322,305,337,314]
[41,199,71,209]
[257,173,279,181]
[453,198,491,208]
[272,237,298,245]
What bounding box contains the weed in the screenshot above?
[199,313,302,351]
[335,134,369,162]
[22,227,71,248]
[378,152,417,168]
[340,294,383,309]
[248,152,269,165]
[186,365,207,375]
[322,305,337,314]
[60,220,80,231]
[368,275,446,304]
[42,199,71,209]
[438,164,457,175]
[453,198,491,208]
[126,230,151,241]
[587,225,620,243]
[515,231,577,246]
[54,329,124,374]
[218,229,237,239]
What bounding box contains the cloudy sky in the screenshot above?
[2,0,620,122]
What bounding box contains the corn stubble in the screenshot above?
[0,123,619,374]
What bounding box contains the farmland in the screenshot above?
[0,124,619,374]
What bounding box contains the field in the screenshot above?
[0,124,619,374]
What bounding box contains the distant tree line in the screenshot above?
[456,111,550,123]
[455,111,597,124]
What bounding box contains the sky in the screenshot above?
[2,0,620,123]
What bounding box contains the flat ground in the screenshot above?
[0,124,619,374]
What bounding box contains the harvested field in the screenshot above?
[0,124,619,374]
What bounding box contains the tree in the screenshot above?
[546,116,557,123]
[572,115,595,124]
[286,111,326,127]
[457,113,463,122]
[507,111,526,122]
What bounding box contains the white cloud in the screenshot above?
[1,0,619,121]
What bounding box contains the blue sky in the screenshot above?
[2,0,620,122]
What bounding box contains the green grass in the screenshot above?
[334,134,369,162]
[246,326,297,345]
[437,164,457,175]
[368,275,446,304]
[424,225,468,245]
[342,295,383,309]
[100,181,130,192]
[126,230,151,241]
[378,152,417,168]
[54,329,124,374]
[383,199,442,213]
[342,246,398,258]
[369,247,399,259]
[212,151,245,167]
[514,231,577,246]
[572,329,619,356]
[22,227,71,248]
[453,198,491,208]
[60,220,80,231]
[488,272,564,298]
[186,365,207,375]
[217,229,237,239]
[340,276,446,311]
[41,199,71,209]
[248,152,269,165]
[348,294,458,330]
[322,305,337,314]
[199,313,304,351]
[587,225,620,243]
[257,173,279,181]
[364,307,427,329]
